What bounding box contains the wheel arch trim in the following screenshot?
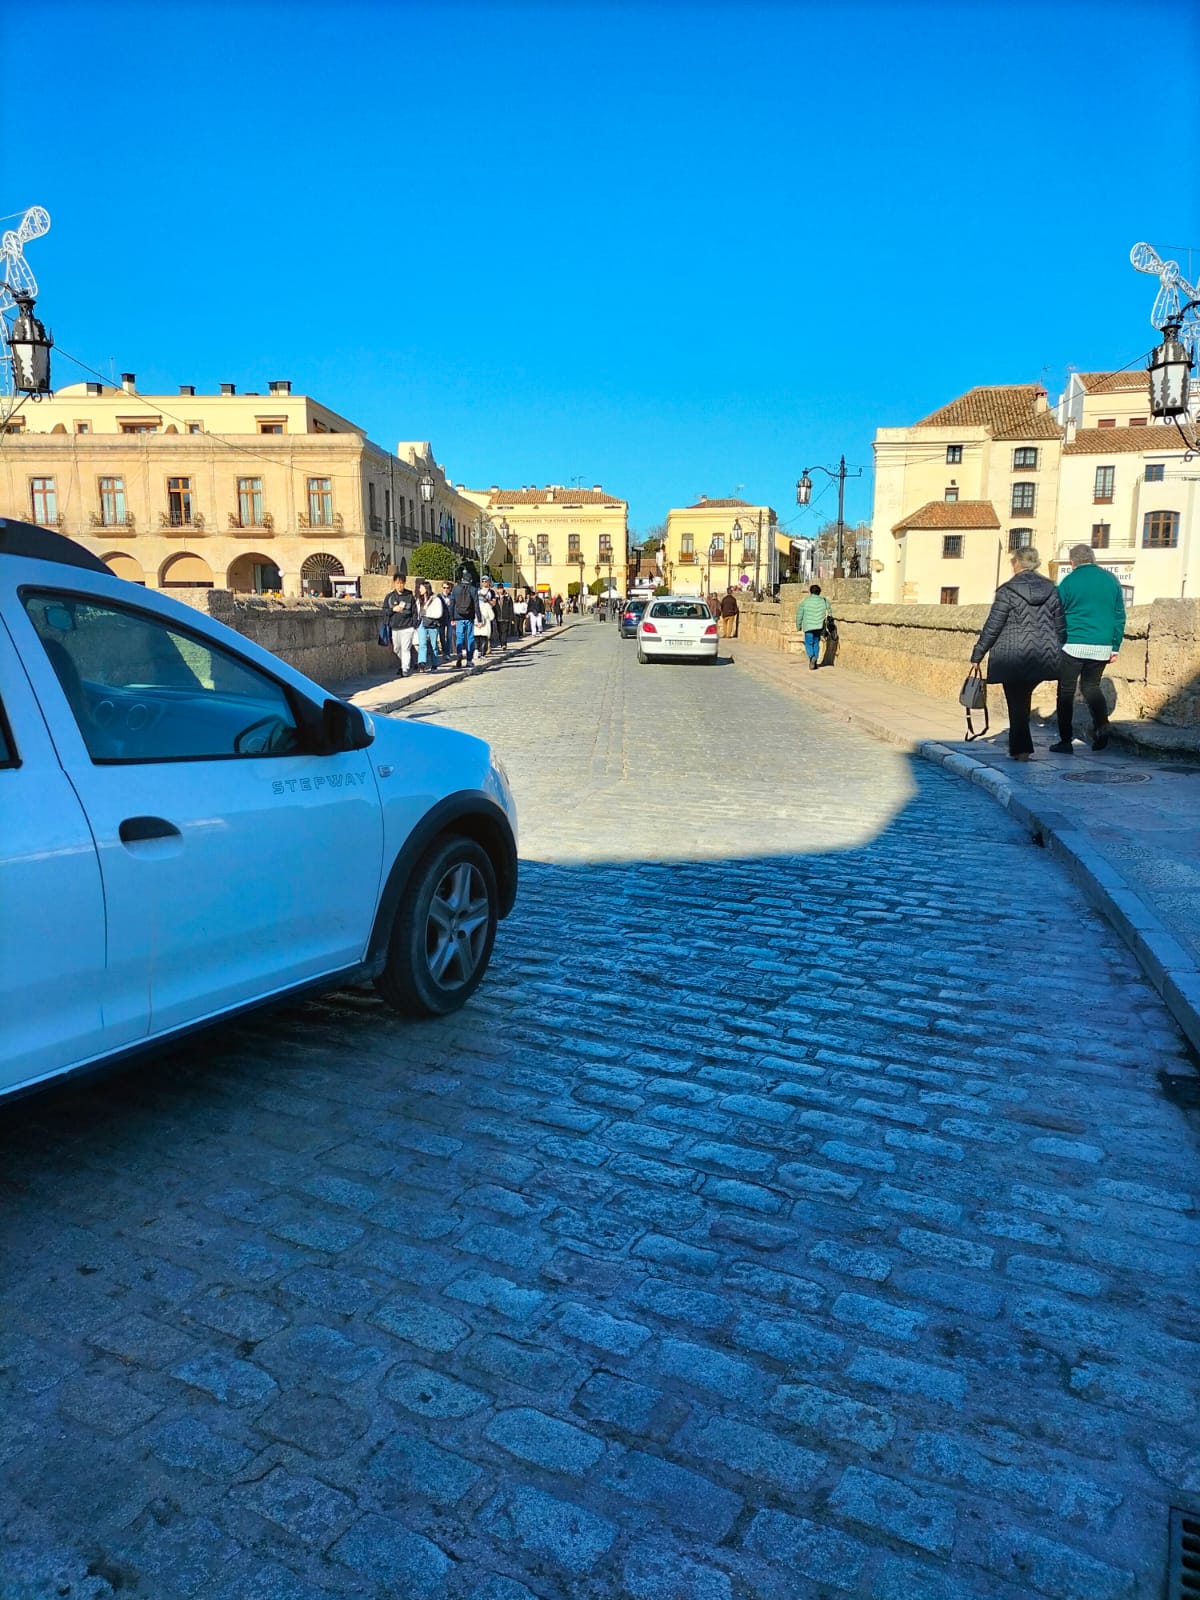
[367,791,517,970]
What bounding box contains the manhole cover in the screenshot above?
[1059,769,1153,784]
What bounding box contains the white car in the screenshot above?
[0,519,518,1103]
[637,597,719,663]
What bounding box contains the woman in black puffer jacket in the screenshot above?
[970,547,1065,760]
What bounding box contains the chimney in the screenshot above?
[220,382,236,396]
[179,384,195,396]
[547,486,556,501]
[1065,416,1078,443]
[121,372,136,392]
[269,379,292,396]
[85,381,102,396]
[592,484,602,491]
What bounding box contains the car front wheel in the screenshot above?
[375,835,498,1016]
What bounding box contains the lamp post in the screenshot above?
[528,539,539,596]
[796,456,863,578]
[418,472,435,542]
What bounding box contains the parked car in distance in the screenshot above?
[0,519,519,1103]
[619,598,649,638]
[636,596,720,664]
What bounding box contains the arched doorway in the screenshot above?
[301,552,344,597]
[159,552,214,588]
[102,551,145,585]
[227,553,282,593]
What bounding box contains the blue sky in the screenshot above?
[16,0,1198,535]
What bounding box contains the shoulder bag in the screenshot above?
[958,664,989,741]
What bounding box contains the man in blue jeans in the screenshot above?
[449,571,481,667]
[795,583,831,669]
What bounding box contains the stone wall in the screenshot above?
[199,591,385,688]
[732,593,1200,730]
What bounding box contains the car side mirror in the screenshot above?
[322,698,374,753]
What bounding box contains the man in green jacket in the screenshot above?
[795,584,832,670]
[1050,544,1126,753]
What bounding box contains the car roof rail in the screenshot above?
[0,518,111,574]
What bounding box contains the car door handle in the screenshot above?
[119,816,181,844]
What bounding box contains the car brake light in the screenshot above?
[704,623,718,636]
[642,621,658,634]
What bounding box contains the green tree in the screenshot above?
[588,578,608,596]
[639,521,666,555]
[409,542,458,582]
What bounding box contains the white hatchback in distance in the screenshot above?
[637,597,719,663]
[0,519,519,1103]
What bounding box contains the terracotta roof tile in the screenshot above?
[916,385,1062,440]
[1063,425,1183,455]
[685,497,754,509]
[892,500,1001,533]
[1074,370,1148,393]
[486,488,625,506]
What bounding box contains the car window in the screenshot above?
[0,696,16,768]
[650,602,710,620]
[23,591,302,764]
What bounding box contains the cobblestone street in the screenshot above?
[2,621,1198,1600]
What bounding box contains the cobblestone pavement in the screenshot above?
[2,622,1198,1600]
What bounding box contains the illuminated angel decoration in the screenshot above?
[1,206,51,394]
[1131,241,1200,363]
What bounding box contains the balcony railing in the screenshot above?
[298,511,345,533]
[90,512,137,531]
[678,551,696,563]
[228,512,275,534]
[369,514,383,533]
[160,511,207,532]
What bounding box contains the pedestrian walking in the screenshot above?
[494,584,514,648]
[795,584,832,670]
[529,591,546,634]
[1049,544,1126,754]
[436,580,454,660]
[449,570,481,667]
[414,579,444,672]
[553,594,564,625]
[513,591,529,635]
[719,587,739,639]
[969,546,1065,762]
[382,573,418,678]
[476,587,495,658]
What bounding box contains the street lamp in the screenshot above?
[527,538,539,596]
[418,471,435,540]
[796,455,863,578]
[1148,309,1195,420]
[733,511,767,596]
[6,293,52,395]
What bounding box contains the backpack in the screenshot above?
[455,585,475,618]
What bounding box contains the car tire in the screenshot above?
[374,834,498,1017]
[637,647,648,663]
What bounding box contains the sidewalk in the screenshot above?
[731,635,1200,1059]
[331,616,584,719]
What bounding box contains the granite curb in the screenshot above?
[749,660,1200,1060]
[347,618,584,718]
[917,739,1200,1057]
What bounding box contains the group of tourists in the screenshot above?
[381,571,566,676]
[705,588,741,638]
[969,543,1126,760]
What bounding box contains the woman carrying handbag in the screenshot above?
[969,546,1065,761]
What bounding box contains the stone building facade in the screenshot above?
[662,497,777,596]
[0,376,482,596]
[458,485,628,598]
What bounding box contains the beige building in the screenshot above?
[458,484,628,597]
[1058,425,1196,603]
[662,496,777,596]
[0,375,483,596]
[873,385,1063,605]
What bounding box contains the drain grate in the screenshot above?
[1168,1506,1200,1600]
[1059,769,1152,784]
[1160,1072,1200,1111]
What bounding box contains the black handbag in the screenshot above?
[958,665,989,741]
[377,621,392,647]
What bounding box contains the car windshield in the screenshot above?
[650,602,709,619]
[625,601,647,613]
